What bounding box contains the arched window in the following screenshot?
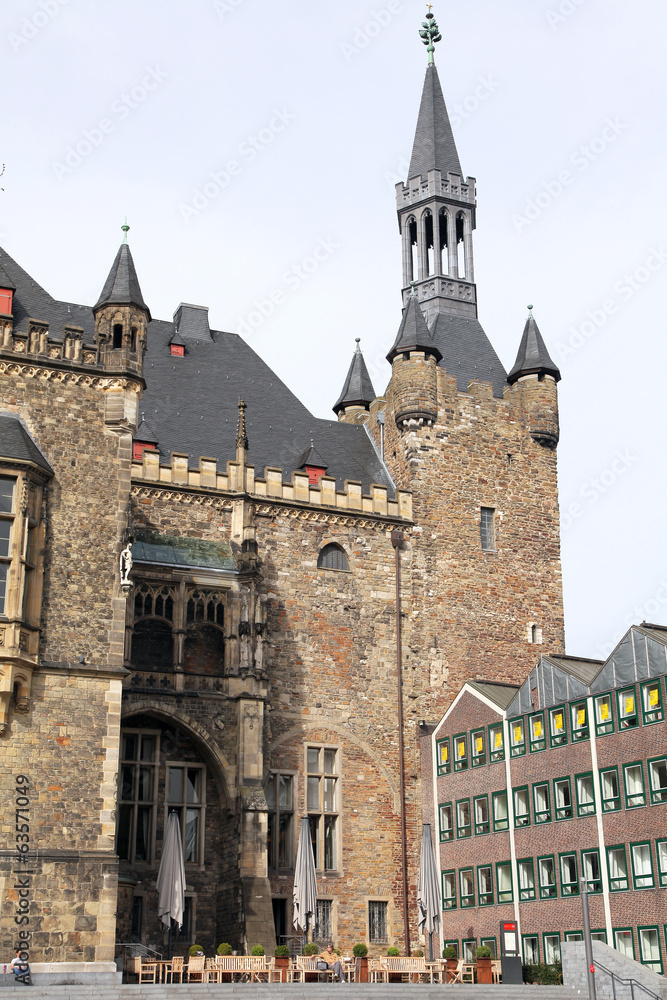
[131,619,173,671]
[423,211,434,276]
[408,217,418,282]
[439,208,449,275]
[317,544,349,572]
[456,213,466,278]
[184,624,225,675]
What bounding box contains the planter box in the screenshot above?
[274,957,289,982]
[477,958,492,984]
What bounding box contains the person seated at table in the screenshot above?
[316,943,345,982]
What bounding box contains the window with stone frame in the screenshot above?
[184,589,225,675]
[368,901,388,944]
[166,763,206,865]
[131,583,176,671]
[117,729,161,863]
[314,899,333,943]
[0,473,45,625]
[307,745,339,871]
[265,772,295,869]
[480,507,495,551]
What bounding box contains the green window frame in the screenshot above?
[543,933,561,965]
[575,772,596,817]
[623,761,645,808]
[591,930,607,943]
[439,802,453,842]
[564,931,583,942]
[513,785,530,827]
[522,935,539,965]
[600,766,620,812]
[492,790,509,831]
[549,706,567,747]
[456,798,471,838]
[443,940,458,958]
[641,680,663,724]
[462,939,477,963]
[459,868,474,908]
[606,844,628,891]
[488,722,504,762]
[474,794,490,835]
[442,870,456,910]
[571,701,589,741]
[480,937,497,958]
[638,926,663,973]
[454,733,468,771]
[617,686,638,729]
[529,712,546,752]
[630,841,654,889]
[477,864,493,906]
[594,693,614,736]
[436,737,451,776]
[517,858,535,901]
[559,852,579,896]
[648,756,667,804]
[554,776,573,820]
[581,849,602,893]
[657,839,667,887]
[537,855,557,899]
[613,928,635,959]
[533,781,551,824]
[509,717,526,757]
[496,861,513,904]
[471,728,486,767]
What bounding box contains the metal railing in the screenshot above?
[593,960,662,1000]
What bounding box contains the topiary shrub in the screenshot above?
[476,946,491,959]
[387,947,400,957]
[189,944,204,956]
[302,943,319,956]
[217,943,232,956]
[522,962,562,985]
[352,943,368,958]
[251,944,264,956]
[413,950,424,957]
[443,947,457,961]
[275,945,290,959]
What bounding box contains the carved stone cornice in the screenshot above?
[0,356,144,391]
[131,485,235,509]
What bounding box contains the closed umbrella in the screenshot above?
[293,817,318,936]
[157,811,187,958]
[417,823,441,962]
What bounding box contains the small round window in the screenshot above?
[317,543,349,571]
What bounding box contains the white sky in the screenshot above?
[3,0,666,660]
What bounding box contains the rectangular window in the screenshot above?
[591,930,607,944]
[631,842,654,889]
[477,865,493,906]
[480,507,495,551]
[554,777,573,820]
[582,850,602,893]
[368,901,387,944]
[480,938,497,959]
[0,477,16,617]
[514,786,530,827]
[657,840,667,887]
[463,940,477,963]
[439,802,453,842]
[116,730,160,864]
[315,899,333,943]
[606,845,628,891]
[595,693,613,736]
[442,870,456,910]
[549,707,567,747]
[307,745,339,870]
[623,762,645,808]
[456,799,471,838]
[559,853,578,896]
[489,723,504,762]
[460,868,474,908]
[638,927,663,973]
[642,680,663,724]
[529,713,546,752]
[571,701,589,741]
[543,934,561,965]
[471,729,486,767]
[600,767,620,812]
[166,763,206,865]
[565,932,583,942]
[454,733,468,771]
[265,772,294,869]
[518,859,535,901]
[492,791,509,832]
[575,772,595,816]
[522,936,539,965]
[436,737,451,776]
[496,862,513,904]
[648,757,667,804]
[443,941,458,960]
[533,782,551,824]
[617,687,638,729]
[474,795,490,835]
[509,717,526,757]
[538,856,557,899]
[614,929,634,959]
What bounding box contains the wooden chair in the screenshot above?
[295,956,335,982]
[248,955,270,982]
[491,960,502,983]
[185,954,205,983]
[138,960,157,985]
[204,957,221,983]
[369,958,387,983]
[461,962,475,983]
[168,956,184,984]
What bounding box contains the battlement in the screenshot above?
[132,450,413,521]
[395,169,477,210]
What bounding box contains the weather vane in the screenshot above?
[419,5,442,64]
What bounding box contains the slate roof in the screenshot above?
[297,444,328,470]
[0,413,53,473]
[429,313,508,397]
[543,654,603,687]
[468,680,520,711]
[507,310,560,384]
[387,294,442,363]
[93,243,150,318]
[0,263,16,291]
[408,63,463,182]
[333,340,376,414]
[135,415,159,445]
[132,531,236,571]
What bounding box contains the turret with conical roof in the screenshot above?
[508,307,560,448]
[333,338,377,422]
[386,291,440,430]
[508,306,561,384]
[93,222,150,374]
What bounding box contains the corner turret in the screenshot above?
[387,294,441,429]
[93,222,150,375]
[508,307,561,448]
[333,338,376,423]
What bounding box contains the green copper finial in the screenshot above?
[527,303,533,314]
[410,280,417,297]
[419,5,441,64]
[121,217,130,244]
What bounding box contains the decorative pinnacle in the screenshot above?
[121,217,130,244]
[236,398,248,450]
[419,5,441,64]
[410,280,417,297]
[355,337,361,351]
[527,304,534,314]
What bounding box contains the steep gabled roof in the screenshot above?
[333,340,376,414]
[387,295,442,364]
[507,309,560,384]
[135,415,159,445]
[297,444,328,470]
[0,262,16,291]
[430,313,507,398]
[408,63,462,182]
[93,243,150,318]
[0,413,53,473]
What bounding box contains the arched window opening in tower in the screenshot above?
[317,543,350,572]
[113,323,123,349]
[439,209,449,275]
[408,217,418,283]
[131,326,137,351]
[424,211,434,277]
[456,213,466,279]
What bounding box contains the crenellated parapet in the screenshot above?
[395,169,477,213]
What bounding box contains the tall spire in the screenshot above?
[333,338,377,417]
[408,63,462,183]
[93,224,150,317]
[507,306,561,384]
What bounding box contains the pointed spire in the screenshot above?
[135,413,158,445]
[93,227,150,318]
[407,62,462,182]
[236,398,249,451]
[333,338,377,415]
[297,442,328,471]
[386,296,442,364]
[507,306,561,384]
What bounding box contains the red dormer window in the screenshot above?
[133,442,157,461]
[170,344,185,357]
[0,288,13,316]
[305,466,326,485]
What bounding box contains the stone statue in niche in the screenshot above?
[119,544,133,589]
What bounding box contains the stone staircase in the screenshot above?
[0,985,588,999]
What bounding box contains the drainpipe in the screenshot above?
[391,529,410,956]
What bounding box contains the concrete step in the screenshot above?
[0,985,589,999]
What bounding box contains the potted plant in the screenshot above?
[216,943,233,981]
[476,945,492,984]
[353,943,369,982]
[188,944,204,956]
[251,944,265,956]
[443,946,458,983]
[274,944,290,982]
[302,942,320,982]
[386,946,401,982]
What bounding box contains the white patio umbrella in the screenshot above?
[417,823,441,962]
[156,811,187,957]
[293,817,318,936]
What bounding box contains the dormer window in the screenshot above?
[305,465,326,485]
[170,344,185,357]
[0,287,13,316]
[133,442,157,462]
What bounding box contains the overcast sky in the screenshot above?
[3,0,666,660]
